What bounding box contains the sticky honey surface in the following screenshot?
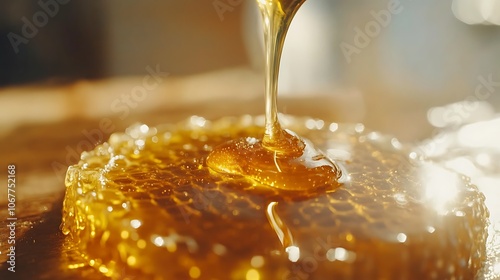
[61,115,488,279]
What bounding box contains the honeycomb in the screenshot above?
[61,115,489,279]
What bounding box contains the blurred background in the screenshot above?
[1,0,499,139]
[0,0,246,84]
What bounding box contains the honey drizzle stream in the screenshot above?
[206,0,342,191]
[257,0,306,153]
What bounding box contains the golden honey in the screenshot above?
[61,0,489,278]
[61,116,488,279]
[207,0,341,192]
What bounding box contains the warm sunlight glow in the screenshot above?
[420,164,461,215]
[452,0,500,25]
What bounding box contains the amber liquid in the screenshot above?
[61,119,488,279]
[208,0,341,192]
[60,0,489,279]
